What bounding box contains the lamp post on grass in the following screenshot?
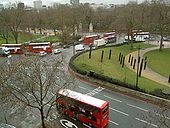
[136,44,140,89]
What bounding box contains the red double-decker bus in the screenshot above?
[1,44,23,54]
[28,42,52,53]
[84,35,100,45]
[103,32,116,43]
[56,89,109,128]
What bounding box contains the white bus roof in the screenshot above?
[29,42,51,45]
[85,35,98,38]
[1,44,22,46]
[137,32,150,35]
[104,32,115,35]
[58,89,107,108]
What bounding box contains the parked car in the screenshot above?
[53,49,62,54]
[63,45,70,49]
[39,51,47,56]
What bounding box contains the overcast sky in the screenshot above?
[0,0,144,7]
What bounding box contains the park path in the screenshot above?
[124,41,170,87]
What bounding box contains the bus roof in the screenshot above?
[29,42,51,45]
[58,89,107,108]
[1,44,22,46]
[104,32,115,35]
[85,35,98,38]
[137,32,150,35]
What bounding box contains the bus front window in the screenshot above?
[102,105,108,114]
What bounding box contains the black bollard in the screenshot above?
[122,56,125,68]
[128,54,131,63]
[101,50,104,62]
[138,56,141,63]
[144,56,147,70]
[133,59,136,69]
[89,46,92,59]
[120,55,123,64]
[168,75,170,83]
[139,59,144,77]
[130,57,134,66]
[144,60,147,70]
[119,52,121,61]
[109,49,112,60]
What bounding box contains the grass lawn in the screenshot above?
[144,48,170,78]
[36,35,61,43]
[73,43,170,92]
[0,32,43,44]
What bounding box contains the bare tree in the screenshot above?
[1,55,76,128]
[140,101,170,128]
[0,9,12,44]
[149,0,170,51]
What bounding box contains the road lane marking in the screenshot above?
[78,86,87,90]
[109,107,129,116]
[86,86,104,96]
[104,95,122,103]
[135,118,158,127]
[109,120,119,126]
[83,123,91,128]
[127,103,149,112]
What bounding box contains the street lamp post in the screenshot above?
[73,41,75,55]
[136,45,140,89]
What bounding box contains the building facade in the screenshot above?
[70,0,79,6]
[33,0,42,10]
[0,4,3,11]
[17,2,24,9]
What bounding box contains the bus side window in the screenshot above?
[88,115,96,121]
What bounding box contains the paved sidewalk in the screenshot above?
[124,41,170,87]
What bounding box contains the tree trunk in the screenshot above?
[53,28,57,36]
[5,38,8,44]
[40,108,46,128]
[14,32,19,44]
[159,34,163,51]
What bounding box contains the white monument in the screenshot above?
[89,23,93,33]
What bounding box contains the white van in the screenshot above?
[75,44,85,51]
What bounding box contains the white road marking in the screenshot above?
[109,120,119,126]
[86,86,105,96]
[135,118,158,127]
[78,86,87,90]
[127,103,149,112]
[83,123,91,128]
[109,107,129,116]
[104,95,122,103]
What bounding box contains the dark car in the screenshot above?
[63,45,70,49]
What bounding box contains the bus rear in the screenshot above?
[84,35,99,45]
[1,44,23,54]
[103,32,116,43]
